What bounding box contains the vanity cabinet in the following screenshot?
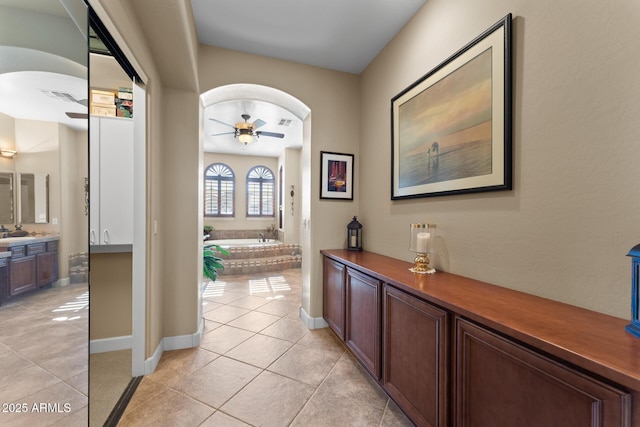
[9,254,36,296]
[345,267,381,379]
[0,238,59,301]
[36,241,58,288]
[0,257,7,299]
[90,116,133,246]
[323,256,345,339]
[321,249,640,427]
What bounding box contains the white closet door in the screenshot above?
[99,117,133,245]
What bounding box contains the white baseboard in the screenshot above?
[53,277,70,287]
[89,335,132,354]
[300,306,328,330]
[143,325,204,375]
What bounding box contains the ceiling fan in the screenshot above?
[41,91,89,119]
[210,114,284,145]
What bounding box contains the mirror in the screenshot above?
[0,172,13,223]
[18,172,48,224]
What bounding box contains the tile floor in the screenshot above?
[0,282,89,427]
[118,269,414,427]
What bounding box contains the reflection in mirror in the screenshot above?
[18,172,48,224]
[0,172,13,223]
[0,0,89,424]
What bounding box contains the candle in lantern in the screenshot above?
[350,234,357,247]
[416,232,430,253]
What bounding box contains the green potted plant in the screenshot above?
[203,244,229,282]
[203,225,215,241]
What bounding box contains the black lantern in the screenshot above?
[626,244,640,339]
[347,216,362,251]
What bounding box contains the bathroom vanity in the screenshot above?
[0,236,59,303]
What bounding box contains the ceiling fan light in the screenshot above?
[238,133,253,145]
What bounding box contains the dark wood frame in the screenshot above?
[320,151,354,200]
[391,14,512,199]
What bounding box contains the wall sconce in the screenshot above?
[409,223,436,274]
[0,149,16,159]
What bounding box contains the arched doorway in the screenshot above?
[198,83,313,327]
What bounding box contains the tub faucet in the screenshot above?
[259,233,265,242]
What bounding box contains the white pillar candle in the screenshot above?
[350,234,357,247]
[416,232,430,253]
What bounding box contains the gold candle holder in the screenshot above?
[409,223,436,274]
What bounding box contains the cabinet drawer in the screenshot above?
[27,243,46,255]
[10,246,26,258]
[46,241,58,252]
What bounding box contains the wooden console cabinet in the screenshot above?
[321,249,640,427]
[345,267,381,379]
[323,257,345,339]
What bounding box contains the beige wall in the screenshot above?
[359,0,640,319]
[203,152,279,233]
[278,147,301,244]
[90,0,640,365]
[89,252,132,339]
[199,46,361,319]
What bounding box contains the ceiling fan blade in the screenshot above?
[76,99,89,107]
[256,131,285,139]
[209,118,236,129]
[252,119,266,129]
[211,131,236,137]
[65,112,88,119]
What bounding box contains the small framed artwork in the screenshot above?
[320,151,354,200]
[391,14,513,199]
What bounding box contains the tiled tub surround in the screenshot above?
[208,238,302,276]
[208,229,280,241]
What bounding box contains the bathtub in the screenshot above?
[206,238,282,247]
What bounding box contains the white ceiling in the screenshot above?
[191,0,427,75]
[0,0,428,157]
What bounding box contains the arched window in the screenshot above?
[246,165,275,217]
[204,163,235,217]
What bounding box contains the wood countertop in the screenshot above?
[321,249,640,391]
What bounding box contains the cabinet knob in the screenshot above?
[103,230,110,244]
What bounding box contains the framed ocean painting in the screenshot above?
[391,14,512,199]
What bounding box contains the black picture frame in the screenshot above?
[391,14,512,200]
[320,151,354,200]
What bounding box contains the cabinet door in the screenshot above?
[98,117,133,245]
[89,116,100,245]
[323,257,346,339]
[0,258,8,302]
[455,317,631,427]
[9,255,36,296]
[383,285,449,427]
[37,251,58,287]
[345,267,381,379]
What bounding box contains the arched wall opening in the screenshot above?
[199,83,316,325]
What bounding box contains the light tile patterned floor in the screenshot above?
[0,282,88,427]
[118,269,414,426]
